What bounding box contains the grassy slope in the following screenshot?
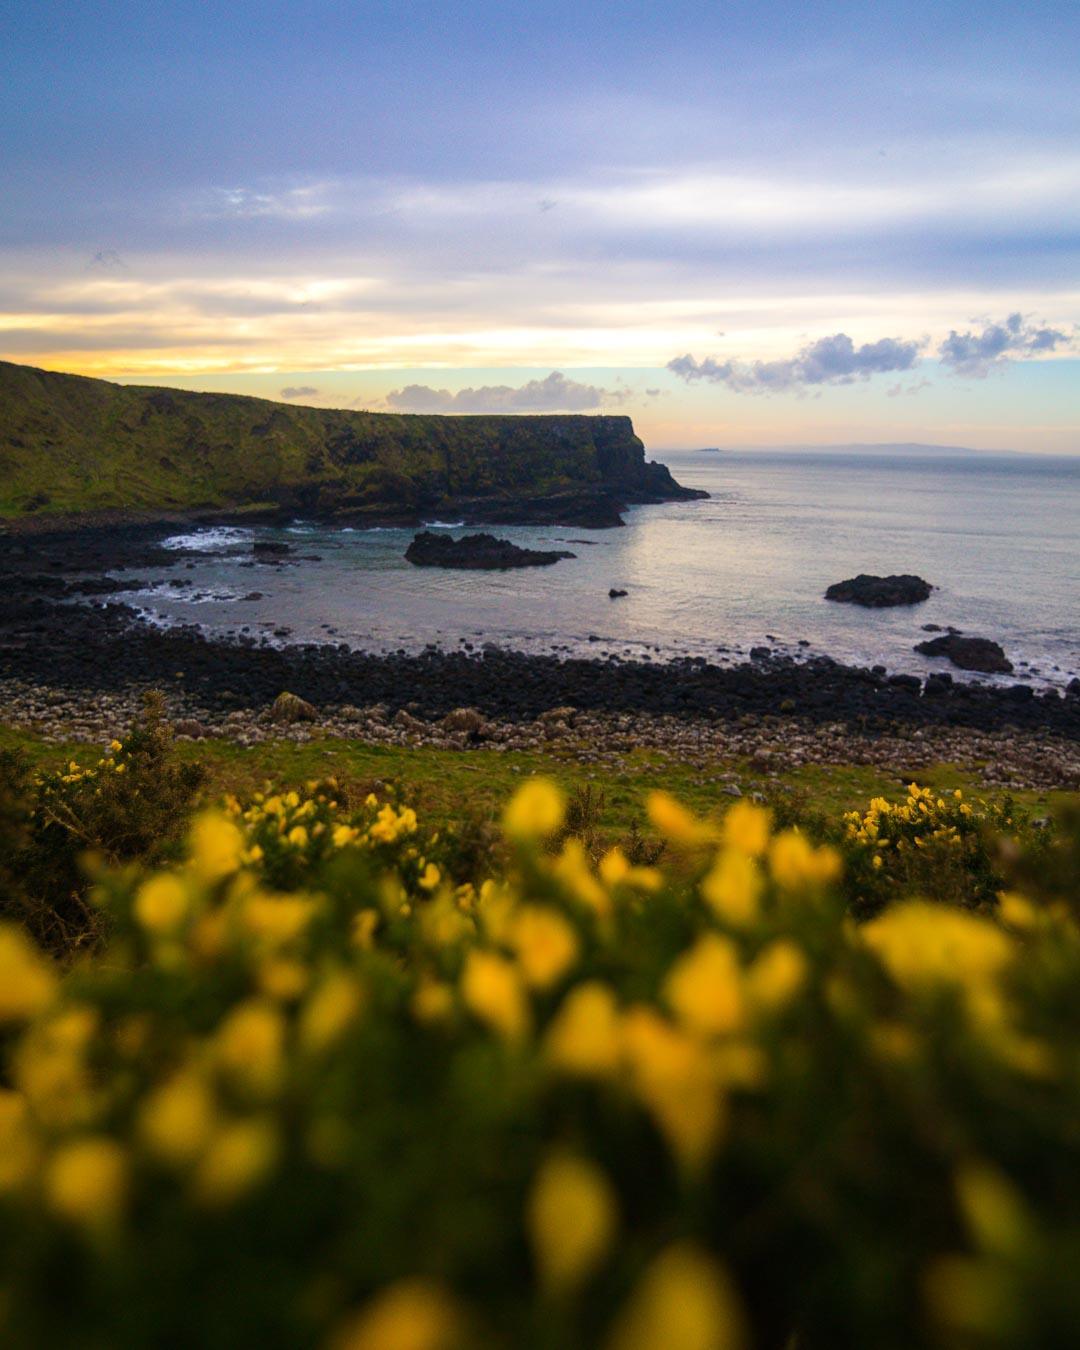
[4,728,1073,843]
[0,360,646,519]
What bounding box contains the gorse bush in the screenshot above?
[0,776,1077,1350]
[841,784,1044,918]
[0,693,205,953]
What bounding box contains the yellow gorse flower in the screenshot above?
[461,950,531,1043]
[0,924,57,1023]
[502,778,566,842]
[508,905,580,990]
[527,1153,617,1294]
[646,791,716,847]
[331,1279,462,1350]
[608,1244,745,1350]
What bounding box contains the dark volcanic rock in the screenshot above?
[405,531,576,570]
[916,635,1014,674]
[253,541,291,558]
[825,574,932,607]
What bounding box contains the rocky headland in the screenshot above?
[0,359,706,530]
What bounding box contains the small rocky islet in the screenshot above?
[824,573,933,607]
[915,633,1014,674]
[404,530,576,569]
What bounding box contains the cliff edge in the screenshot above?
[0,361,706,529]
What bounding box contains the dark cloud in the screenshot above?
[668,332,921,394]
[280,385,320,399]
[938,312,1070,377]
[384,371,628,413]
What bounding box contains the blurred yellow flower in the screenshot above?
[0,924,57,1023]
[664,935,745,1038]
[139,1070,216,1167]
[44,1137,128,1227]
[863,903,1013,994]
[621,1007,725,1170]
[134,874,190,935]
[607,1243,745,1350]
[700,850,761,928]
[646,792,716,847]
[955,1162,1034,1258]
[768,831,841,891]
[215,1000,285,1093]
[300,973,364,1053]
[418,861,441,891]
[0,1090,40,1193]
[721,801,771,858]
[527,1153,617,1294]
[509,906,580,989]
[461,950,531,1043]
[502,778,565,841]
[190,812,244,884]
[332,1278,462,1350]
[544,981,622,1078]
[744,941,807,1016]
[194,1118,279,1207]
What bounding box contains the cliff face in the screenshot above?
[0,361,704,526]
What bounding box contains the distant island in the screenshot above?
[0,360,706,531]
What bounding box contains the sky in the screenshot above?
[1,0,1078,450]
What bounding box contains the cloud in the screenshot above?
[938,312,1071,376]
[886,378,932,398]
[668,332,921,394]
[384,370,629,413]
[280,385,320,399]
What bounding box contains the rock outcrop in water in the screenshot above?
[405,531,576,570]
[0,359,707,529]
[825,574,932,607]
[915,635,1014,674]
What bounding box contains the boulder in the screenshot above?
[404,531,576,570]
[914,635,1014,674]
[267,690,318,723]
[253,540,291,558]
[172,718,210,738]
[825,574,932,607]
[392,709,427,734]
[441,706,488,737]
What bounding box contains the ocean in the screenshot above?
[122,449,1080,690]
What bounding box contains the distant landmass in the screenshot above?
[666,441,1023,457]
[0,361,705,529]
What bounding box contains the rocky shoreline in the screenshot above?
[2,676,1077,793]
[1,522,1078,789]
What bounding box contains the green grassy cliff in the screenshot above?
[0,360,696,525]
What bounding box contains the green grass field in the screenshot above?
[4,726,1073,843]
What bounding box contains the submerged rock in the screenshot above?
[915,635,1014,674]
[825,574,932,607]
[405,531,575,570]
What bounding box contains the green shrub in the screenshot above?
[2,693,205,953]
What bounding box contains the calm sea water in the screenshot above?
[122,450,1080,689]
